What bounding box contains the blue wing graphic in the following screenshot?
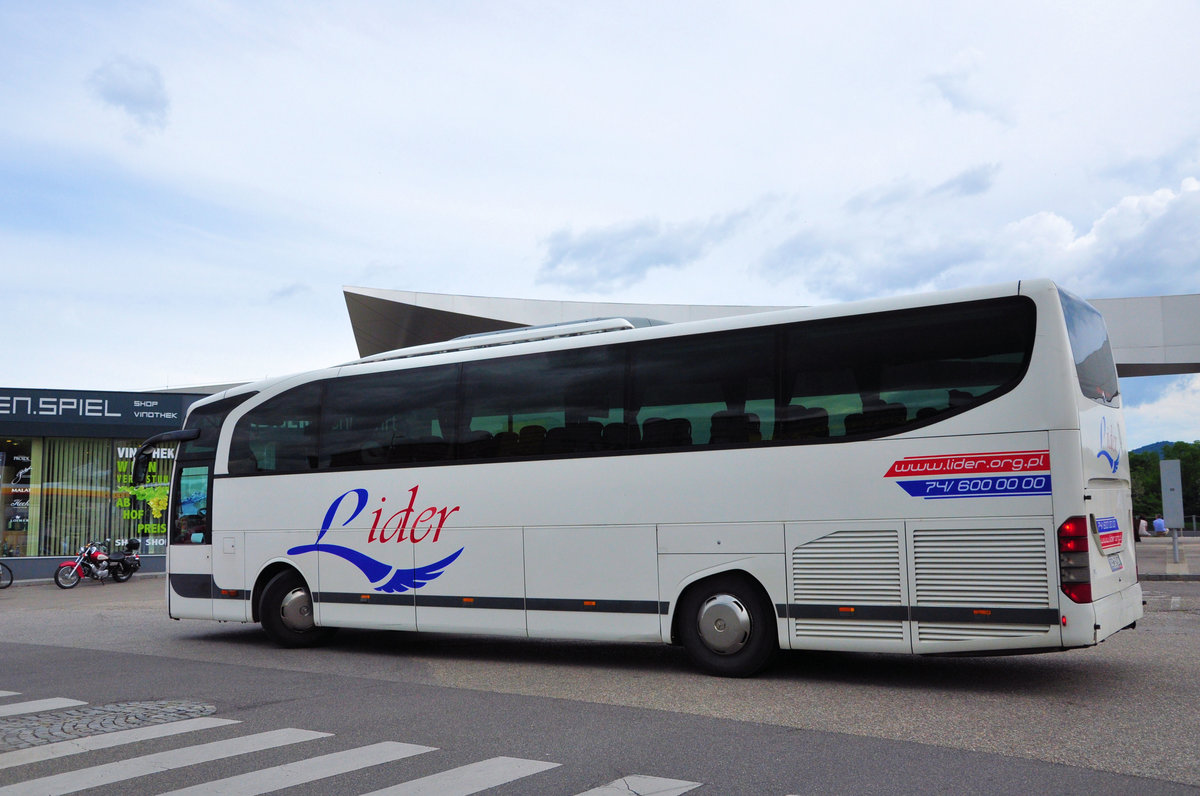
[1098,450,1120,473]
[287,541,464,593]
[374,547,465,594]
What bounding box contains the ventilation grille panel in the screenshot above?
[913,528,1050,607]
[917,623,1053,643]
[792,529,903,605]
[793,620,905,640]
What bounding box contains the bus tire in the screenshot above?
[260,570,337,648]
[678,574,775,677]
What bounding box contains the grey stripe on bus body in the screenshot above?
[169,574,247,600]
[175,575,670,615]
[776,603,1060,625]
[179,574,1060,625]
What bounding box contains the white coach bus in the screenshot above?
[135,279,1141,676]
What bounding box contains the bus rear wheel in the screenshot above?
[678,574,775,677]
[260,570,337,648]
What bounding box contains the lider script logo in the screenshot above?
[287,485,463,593]
[1097,416,1121,474]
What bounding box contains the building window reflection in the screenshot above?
[0,437,175,558]
[2,438,36,557]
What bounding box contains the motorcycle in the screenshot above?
[54,538,141,589]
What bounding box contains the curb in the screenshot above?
[1,572,166,589]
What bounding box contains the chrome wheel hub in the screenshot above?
[696,593,751,655]
[279,587,315,632]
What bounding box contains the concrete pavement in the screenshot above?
[1133,533,1199,580]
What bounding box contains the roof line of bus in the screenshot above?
[187,278,1045,412]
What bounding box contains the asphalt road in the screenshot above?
[2,577,1198,795]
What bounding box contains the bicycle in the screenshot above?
[0,561,12,589]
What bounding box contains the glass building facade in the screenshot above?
[1,388,206,576]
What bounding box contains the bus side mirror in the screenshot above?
[132,450,152,487]
[131,428,201,487]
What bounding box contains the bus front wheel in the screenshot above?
[260,570,337,648]
[678,574,775,677]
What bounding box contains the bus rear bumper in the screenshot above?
[1092,582,1144,644]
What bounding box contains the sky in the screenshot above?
[2,2,1199,448]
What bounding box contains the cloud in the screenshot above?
[537,210,750,292]
[269,283,311,301]
[948,179,1200,296]
[926,50,1011,125]
[845,164,1000,216]
[760,226,985,302]
[972,179,1200,297]
[1057,178,1200,295]
[1103,136,1200,189]
[927,163,1001,198]
[1124,374,1200,447]
[88,56,170,130]
[844,179,918,214]
[758,178,1200,303]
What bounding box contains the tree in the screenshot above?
[1130,450,1162,518]
[1129,441,1200,522]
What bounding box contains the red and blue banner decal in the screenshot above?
[886,451,1052,500]
[1096,516,1123,549]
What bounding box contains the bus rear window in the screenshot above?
[1058,289,1119,404]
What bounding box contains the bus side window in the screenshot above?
[775,405,829,440]
[229,384,322,475]
[630,328,773,450]
[461,347,624,461]
[785,297,1036,441]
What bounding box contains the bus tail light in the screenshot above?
[1059,516,1092,604]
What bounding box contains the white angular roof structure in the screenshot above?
[344,285,1200,378]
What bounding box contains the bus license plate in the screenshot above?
[1108,553,1123,572]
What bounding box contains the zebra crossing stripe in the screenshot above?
[0,698,87,718]
[0,716,239,770]
[574,775,702,795]
[0,727,330,796]
[0,692,19,698]
[358,755,561,796]
[156,741,437,796]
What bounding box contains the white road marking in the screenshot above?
[0,698,87,718]
[358,755,561,796]
[157,741,437,796]
[0,727,330,796]
[0,717,239,770]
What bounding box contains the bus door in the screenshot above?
[150,396,245,622]
[168,462,215,620]
[208,474,248,622]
